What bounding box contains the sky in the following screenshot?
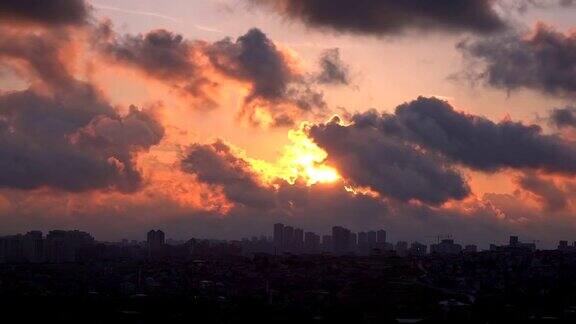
[1,0,576,248]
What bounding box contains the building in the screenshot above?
[332,226,352,255]
[147,230,166,259]
[304,232,320,253]
[431,239,462,255]
[464,245,478,253]
[273,223,284,250]
[282,226,294,252]
[490,236,536,252]
[23,231,44,263]
[322,235,333,253]
[377,230,387,244]
[395,241,408,257]
[45,230,94,263]
[293,228,304,252]
[408,242,427,256]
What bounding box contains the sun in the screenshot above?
[248,124,341,186]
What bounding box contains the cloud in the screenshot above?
[516,172,568,212]
[549,107,576,129]
[308,117,470,205]
[458,23,576,96]
[316,48,350,86]
[0,26,164,193]
[248,0,506,36]
[181,141,276,209]
[98,26,331,126]
[357,96,576,175]
[0,0,90,26]
[206,28,326,127]
[96,25,218,108]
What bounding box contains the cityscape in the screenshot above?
[3,0,576,323]
[0,224,565,263]
[3,226,576,322]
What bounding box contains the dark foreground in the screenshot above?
[2,251,576,323]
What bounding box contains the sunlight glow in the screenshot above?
[249,123,341,186]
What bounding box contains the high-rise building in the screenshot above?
[304,232,320,253]
[273,223,284,249]
[395,241,408,257]
[357,232,368,255]
[349,232,357,253]
[409,242,427,256]
[332,226,351,255]
[377,230,387,243]
[46,230,94,263]
[432,239,462,255]
[23,231,44,263]
[283,226,294,252]
[293,228,304,252]
[147,230,166,259]
[322,235,333,252]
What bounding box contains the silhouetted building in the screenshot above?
[293,228,304,252]
[23,231,44,263]
[409,242,428,256]
[396,241,408,257]
[464,245,478,253]
[332,226,352,255]
[490,236,536,252]
[304,232,320,253]
[45,230,94,263]
[322,235,333,252]
[273,223,284,251]
[431,239,462,255]
[283,226,294,252]
[147,230,165,259]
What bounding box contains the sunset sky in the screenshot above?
[2,0,576,247]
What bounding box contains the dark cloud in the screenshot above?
[99,26,328,125]
[358,96,576,174]
[458,24,576,96]
[0,84,163,192]
[0,0,89,26]
[0,27,75,88]
[181,141,276,209]
[316,48,350,85]
[206,28,326,126]
[517,172,568,212]
[308,117,470,205]
[249,0,506,36]
[549,107,576,129]
[98,26,217,107]
[0,28,164,192]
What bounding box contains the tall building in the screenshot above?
[273,223,284,250]
[304,232,320,253]
[293,228,304,252]
[431,239,462,255]
[409,242,427,256]
[367,231,377,252]
[322,235,333,252]
[23,231,44,263]
[349,232,358,253]
[357,232,368,255]
[282,226,294,252]
[332,226,352,255]
[45,230,94,263]
[377,230,387,243]
[147,230,166,259]
[395,241,408,257]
